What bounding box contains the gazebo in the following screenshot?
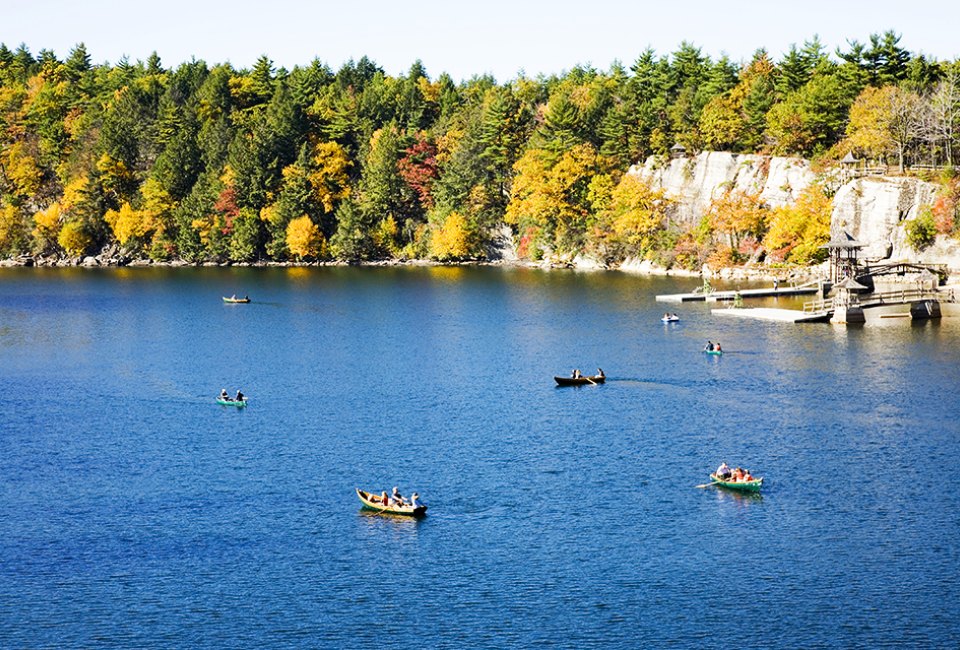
[839,151,861,181]
[670,143,687,159]
[822,230,864,284]
[830,275,870,324]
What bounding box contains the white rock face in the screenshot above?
[629,152,815,225]
[626,151,960,272]
[830,177,939,261]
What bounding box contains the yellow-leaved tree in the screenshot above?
[310,142,352,213]
[430,212,476,260]
[286,215,325,260]
[845,85,922,173]
[104,202,157,247]
[32,203,63,249]
[593,174,670,262]
[3,142,43,197]
[763,184,832,264]
[58,221,93,257]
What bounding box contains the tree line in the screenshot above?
[1,32,958,268]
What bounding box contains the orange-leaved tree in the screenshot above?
[705,188,768,257]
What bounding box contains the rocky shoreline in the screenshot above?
[0,251,831,285]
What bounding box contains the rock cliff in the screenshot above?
[630,151,960,272]
[630,152,815,226]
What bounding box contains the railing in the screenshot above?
[803,288,949,314]
[803,297,834,313]
[860,288,940,307]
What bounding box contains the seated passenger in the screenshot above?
[235,389,245,401]
[596,368,605,379]
[410,492,420,508]
[392,486,406,506]
[716,462,731,479]
[220,389,229,400]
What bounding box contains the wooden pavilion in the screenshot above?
[822,230,864,284]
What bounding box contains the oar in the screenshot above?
[586,377,596,385]
[695,481,719,489]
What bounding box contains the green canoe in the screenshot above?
[703,349,723,355]
[217,398,247,407]
[709,473,762,492]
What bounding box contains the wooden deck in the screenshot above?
[656,286,819,303]
[711,307,831,323]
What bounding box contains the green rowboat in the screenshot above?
[217,398,247,407]
[709,473,762,492]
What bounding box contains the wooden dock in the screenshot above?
[711,307,831,323]
[656,286,819,303]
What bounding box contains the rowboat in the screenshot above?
[703,349,723,355]
[217,398,247,407]
[223,296,250,303]
[356,488,427,517]
[554,375,606,386]
[709,473,763,492]
[661,315,680,323]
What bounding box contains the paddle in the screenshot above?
[586,377,596,385]
[695,482,718,489]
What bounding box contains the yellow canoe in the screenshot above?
[356,488,427,516]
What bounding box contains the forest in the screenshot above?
[1,31,959,268]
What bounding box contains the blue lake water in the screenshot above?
[1,266,959,648]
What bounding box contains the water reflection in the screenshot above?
[356,510,424,538]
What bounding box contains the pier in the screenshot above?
[711,287,954,324]
[656,284,819,303]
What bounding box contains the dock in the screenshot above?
[656,287,818,303]
[711,307,830,323]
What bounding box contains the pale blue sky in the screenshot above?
[2,0,958,81]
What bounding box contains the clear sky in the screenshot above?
[2,0,958,81]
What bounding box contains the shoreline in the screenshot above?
[0,254,828,284]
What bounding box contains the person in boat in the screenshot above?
[572,369,582,379]
[733,467,745,481]
[716,462,731,480]
[219,388,229,400]
[409,492,420,509]
[704,341,714,351]
[391,486,407,506]
[596,368,604,379]
[743,470,754,482]
[380,490,389,505]
[714,342,722,352]
[235,389,244,402]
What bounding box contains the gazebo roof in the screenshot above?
[671,142,686,151]
[840,151,859,164]
[821,230,864,249]
[834,276,869,291]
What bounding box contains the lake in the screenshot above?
[1,266,958,648]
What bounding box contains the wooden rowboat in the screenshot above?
[554,375,606,386]
[217,398,247,407]
[709,473,763,492]
[356,488,427,517]
[223,296,250,303]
